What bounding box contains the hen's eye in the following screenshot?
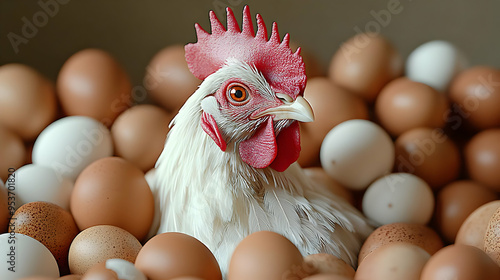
[227,84,250,105]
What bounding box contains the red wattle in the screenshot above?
[239,118,277,169]
[270,121,300,172]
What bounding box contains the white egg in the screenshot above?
[32,116,113,181]
[0,233,59,279]
[320,119,394,190]
[8,164,73,210]
[362,173,434,226]
[406,40,467,92]
[106,258,147,280]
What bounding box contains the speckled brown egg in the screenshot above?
[358,223,443,264]
[299,77,368,166]
[465,129,500,191]
[135,232,222,280]
[10,201,79,274]
[0,125,26,182]
[355,243,430,280]
[375,77,449,136]
[81,262,118,280]
[484,206,500,266]
[434,180,497,243]
[303,254,354,278]
[70,157,154,241]
[303,167,354,205]
[68,225,142,275]
[228,231,306,280]
[394,127,461,189]
[144,45,201,112]
[449,66,500,130]
[57,49,132,126]
[111,104,171,171]
[456,200,500,249]
[0,63,57,140]
[420,244,500,280]
[329,33,403,102]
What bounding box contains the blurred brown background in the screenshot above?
[0,0,498,88]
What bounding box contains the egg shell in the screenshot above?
[10,202,79,275]
[0,179,9,233]
[329,33,403,102]
[70,157,154,241]
[449,66,500,130]
[394,127,461,189]
[456,200,500,249]
[10,164,74,211]
[0,63,57,140]
[0,233,60,279]
[303,253,355,278]
[483,206,500,266]
[358,223,443,263]
[57,49,132,126]
[320,119,394,191]
[0,125,26,181]
[81,262,118,280]
[434,180,497,243]
[406,40,467,92]
[135,232,222,280]
[299,77,368,167]
[111,104,171,171]
[362,173,434,226]
[465,129,500,191]
[375,78,449,136]
[303,167,354,205]
[420,244,500,280]
[354,243,430,280]
[32,116,114,181]
[68,225,142,275]
[144,45,201,112]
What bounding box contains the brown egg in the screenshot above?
[329,33,403,102]
[303,167,354,205]
[144,45,201,112]
[434,180,497,243]
[70,157,154,241]
[465,129,500,191]
[0,63,57,140]
[484,206,500,266]
[449,66,500,130]
[81,262,118,280]
[68,225,142,275]
[0,125,26,182]
[135,232,222,280]
[420,244,500,280]
[10,201,79,274]
[456,200,500,249]
[358,223,443,264]
[394,127,461,189]
[355,243,430,280]
[228,231,306,280]
[59,275,82,280]
[303,253,355,278]
[111,105,171,171]
[299,77,369,166]
[57,49,132,126]
[375,77,449,136]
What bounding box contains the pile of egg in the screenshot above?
[1,30,500,280]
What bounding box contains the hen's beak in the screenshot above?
[252,95,315,122]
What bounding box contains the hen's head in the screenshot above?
[185,6,313,172]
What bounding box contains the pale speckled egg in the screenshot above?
[0,63,57,140]
[456,200,500,249]
[228,231,306,280]
[0,125,26,182]
[355,243,430,280]
[135,232,222,280]
[483,206,500,266]
[68,225,142,275]
[362,173,434,226]
[303,253,355,278]
[358,223,443,264]
[57,49,132,126]
[406,40,467,92]
[420,244,500,280]
[320,120,394,191]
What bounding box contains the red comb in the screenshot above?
[185,6,306,99]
